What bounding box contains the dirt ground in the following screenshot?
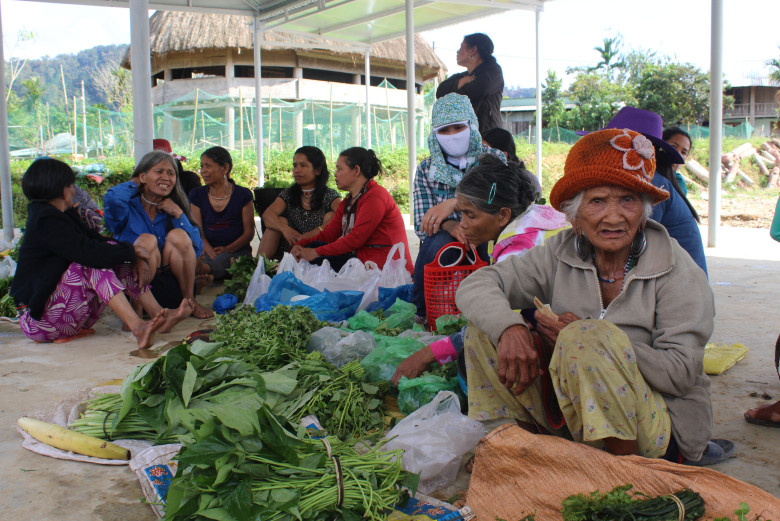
[1,224,779,520]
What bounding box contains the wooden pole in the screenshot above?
[190,89,199,156]
[109,118,115,155]
[239,87,244,159]
[45,102,51,143]
[72,96,78,161]
[81,80,87,156]
[754,153,770,177]
[201,110,206,144]
[98,110,104,158]
[311,101,317,148]
[372,108,379,153]
[329,83,334,160]
[60,65,70,125]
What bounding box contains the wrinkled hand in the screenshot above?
[132,258,154,288]
[283,226,303,245]
[158,198,183,218]
[203,244,217,260]
[457,75,475,89]
[497,324,539,395]
[421,199,457,237]
[442,220,469,246]
[291,245,318,262]
[534,311,580,352]
[391,346,436,386]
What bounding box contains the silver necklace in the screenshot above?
[209,184,233,200]
[141,194,159,206]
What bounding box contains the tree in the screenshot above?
[21,78,45,114]
[562,73,630,131]
[90,60,133,113]
[5,29,36,101]
[541,70,565,128]
[590,36,625,82]
[767,54,780,85]
[633,62,732,126]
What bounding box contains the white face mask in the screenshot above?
[436,127,471,166]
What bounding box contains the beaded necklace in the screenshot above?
[208,183,233,201]
[595,254,635,284]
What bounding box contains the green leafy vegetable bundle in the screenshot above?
[210,305,324,369]
[220,255,278,302]
[562,484,705,521]
[0,276,16,318]
[164,429,417,521]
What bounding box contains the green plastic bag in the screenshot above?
[434,314,467,335]
[376,298,416,336]
[360,335,425,382]
[397,374,458,414]
[347,310,381,331]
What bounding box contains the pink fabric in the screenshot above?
[491,230,542,262]
[430,337,458,365]
[19,263,139,343]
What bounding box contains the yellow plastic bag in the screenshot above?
[703,342,749,375]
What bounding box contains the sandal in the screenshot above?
[684,438,736,466]
[744,401,780,428]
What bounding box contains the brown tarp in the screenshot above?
[466,424,780,520]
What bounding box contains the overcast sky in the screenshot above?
[2,0,778,88]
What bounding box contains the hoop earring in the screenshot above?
[630,228,647,258]
[574,228,591,260]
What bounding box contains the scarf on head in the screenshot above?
[341,180,373,237]
[428,93,484,187]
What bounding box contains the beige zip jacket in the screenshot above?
[456,219,714,461]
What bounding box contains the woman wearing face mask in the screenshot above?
[411,93,506,319]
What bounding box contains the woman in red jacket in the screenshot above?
[291,147,413,273]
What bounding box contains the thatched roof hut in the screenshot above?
[122,11,447,86]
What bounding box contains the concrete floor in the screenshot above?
[1,223,779,520]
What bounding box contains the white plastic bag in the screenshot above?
[378,242,412,288]
[383,391,486,494]
[243,256,272,306]
[277,254,382,310]
[0,256,16,278]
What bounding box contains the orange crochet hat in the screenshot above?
[549,128,669,211]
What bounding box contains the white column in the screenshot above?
[534,7,543,187]
[130,0,153,164]
[0,5,13,240]
[293,67,303,148]
[405,0,416,224]
[708,0,723,247]
[254,18,265,186]
[365,49,372,148]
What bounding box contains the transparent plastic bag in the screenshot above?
[243,255,272,306]
[360,336,426,382]
[378,243,413,288]
[307,326,350,353]
[323,330,376,367]
[383,391,486,494]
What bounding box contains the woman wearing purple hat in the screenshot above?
[456,128,733,466]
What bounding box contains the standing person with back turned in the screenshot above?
[436,33,504,133]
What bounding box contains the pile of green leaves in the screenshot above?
[164,432,417,521]
[221,255,279,302]
[562,484,705,521]
[210,305,324,369]
[0,276,16,318]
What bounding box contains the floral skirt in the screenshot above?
[20,263,140,343]
[464,319,671,458]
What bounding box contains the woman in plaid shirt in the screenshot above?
[411,93,506,318]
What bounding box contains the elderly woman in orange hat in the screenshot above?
[456,128,731,465]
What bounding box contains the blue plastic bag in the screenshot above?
[254,271,363,321]
[212,293,238,314]
[366,284,414,312]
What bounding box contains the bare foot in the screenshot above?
[132,310,166,349]
[195,273,214,295]
[158,299,194,333]
[53,329,96,344]
[191,300,214,319]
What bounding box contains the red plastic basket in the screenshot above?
[423,242,488,331]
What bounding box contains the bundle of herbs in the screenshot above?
[210,305,324,369]
[164,423,418,521]
[220,255,279,301]
[562,484,705,521]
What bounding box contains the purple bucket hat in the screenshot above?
[576,106,685,164]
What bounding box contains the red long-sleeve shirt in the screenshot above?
[297,180,413,273]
